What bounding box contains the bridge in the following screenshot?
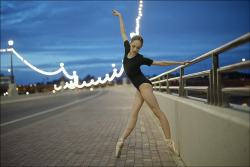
[1,33,250,167]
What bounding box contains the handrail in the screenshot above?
[150,32,250,81]
[217,60,250,73]
[150,32,250,107]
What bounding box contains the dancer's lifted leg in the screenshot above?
[116,90,144,158]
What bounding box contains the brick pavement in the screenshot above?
[1,85,180,167]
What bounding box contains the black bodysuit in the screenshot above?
[123,40,153,91]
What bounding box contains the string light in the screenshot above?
[54,65,124,90]
[0,48,124,91]
[130,0,143,38]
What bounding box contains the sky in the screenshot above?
[1,0,249,85]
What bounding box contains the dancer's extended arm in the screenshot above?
[152,60,190,66]
[112,9,128,42]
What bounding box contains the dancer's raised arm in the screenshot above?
[152,60,190,66]
[112,9,128,42]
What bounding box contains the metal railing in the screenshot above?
[149,32,250,107]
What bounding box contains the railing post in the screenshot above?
[217,71,229,107]
[166,74,170,94]
[209,70,213,104]
[217,71,222,106]
[184,78,187,97]
[159,76,162,92]
[179,68,184,97]
[212,54,219,105]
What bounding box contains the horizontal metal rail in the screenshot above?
[217,60,250,73]
[184,86,209,91]
[182,70,210,79]
[217,60,250,107]
[150,32,250,107]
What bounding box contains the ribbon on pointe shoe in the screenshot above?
[166,139,180,156]
[115,138,124,158]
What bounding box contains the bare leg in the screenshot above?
[139,83,171,139]
[122,90,144,139]
[116,90,144,158]
[139,83,179,156]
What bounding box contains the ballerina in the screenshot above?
[112,9,190,158]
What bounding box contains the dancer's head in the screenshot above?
[130,35,143,54]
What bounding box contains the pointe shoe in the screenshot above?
[115,138,124,158]
[166,139,180,156]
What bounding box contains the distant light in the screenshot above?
[6,92,8,95]
[8,40,14,46]
[26,92,29,95]
[8,69,11,72]
[90,88,94,91]
[242,103,248,107]
[3,93,6,96]
[130,32,136,38]
[52,90,56,93]
[112,63,116,68]
[242,58,246,62]
[16,88,18,90]
[30,84,32,87]
[78,89,81,92]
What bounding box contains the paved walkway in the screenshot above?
[1,85,182,167]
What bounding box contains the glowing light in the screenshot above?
[8,69,11,72]
[54,84,62,91]
[1,40,125,91]
[3,93,6,96]
[90,88,94,91]
[26,92,29,95]
[242,58,246,62]
[131,0,143,36]
[16,88,18,90]
[52,90,56,93]
[130,32,136,38]
[8,40,14,46]
[242,103,248,107]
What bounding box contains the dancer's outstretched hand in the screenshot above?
[181,60,191,65]
[112,9,121,16]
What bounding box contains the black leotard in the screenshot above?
[123,40,153,91]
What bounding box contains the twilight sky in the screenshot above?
[1,0,249,85]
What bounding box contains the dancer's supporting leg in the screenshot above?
[139,83,179,156]
[115,90,144,158]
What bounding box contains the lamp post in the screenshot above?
[8,40,14,83]
[7,40,18,96]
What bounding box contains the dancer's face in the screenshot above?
[130,40,142,55]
